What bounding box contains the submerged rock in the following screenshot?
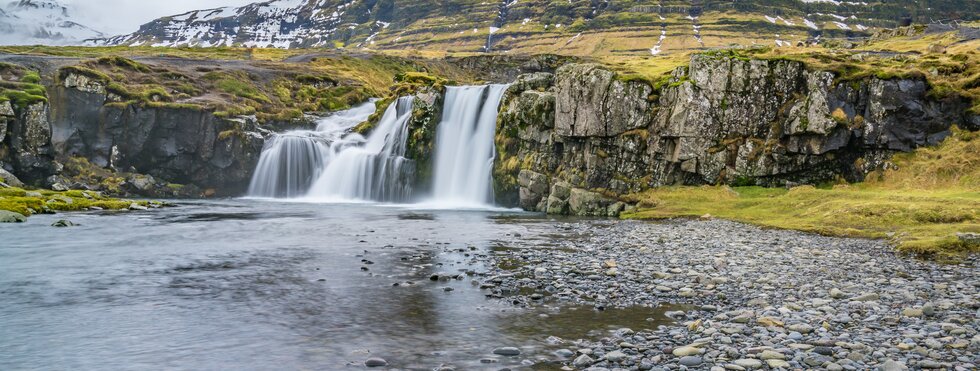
[51,219,75,227]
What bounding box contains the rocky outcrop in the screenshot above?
[554,64,653,137]
[446,54,577,83]
[2,101,58,182]
[496,54,976,215]
[0,71,266,196]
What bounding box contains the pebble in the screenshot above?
[733,359,762,369]
[604,350,628,362]
[679,356,703,367]
[765,359,790,368]
[672,345,702,356]
[880,360,909,371]
[759,350,785,360]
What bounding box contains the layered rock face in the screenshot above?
[495,54,975,216]
[0,72,265,196]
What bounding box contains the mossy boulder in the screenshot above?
[0,210,26,223]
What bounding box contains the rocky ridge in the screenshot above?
[492,53,977,216]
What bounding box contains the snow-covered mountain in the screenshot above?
[89,0,980,53]
[0,0,103,45]
[99,0,354,48]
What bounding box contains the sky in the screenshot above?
[67,0,259,36]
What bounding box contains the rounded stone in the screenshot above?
[733,358,763,369]
[493,347,521,356]
[679,356,703,367]
[364,357,388,367]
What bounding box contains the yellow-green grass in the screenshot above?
[745,32,980,113]
[624,129,980,261]
[0,187,154,217]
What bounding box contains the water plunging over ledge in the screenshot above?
[246,84,509,208]
[429,84,509,208]
[246,100,379,198]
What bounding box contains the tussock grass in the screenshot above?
[624,129,980,261]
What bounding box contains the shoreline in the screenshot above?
[476,218,979,370]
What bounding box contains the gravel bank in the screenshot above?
[481,218,979,370]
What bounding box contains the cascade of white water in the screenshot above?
[304,96,415,202]
[249,84,508,207]
[430,84,509,207]
[247,101,377,198]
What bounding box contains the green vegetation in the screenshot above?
[624,129,980,261]
[0,186,155,218]
[0,63,48,109]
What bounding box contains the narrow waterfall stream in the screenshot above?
[246,85,508,207]
[430,84,509,207]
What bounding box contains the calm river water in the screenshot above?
[0,200,673,370]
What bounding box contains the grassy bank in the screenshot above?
[623,129,980,260]
[0,186,156,220]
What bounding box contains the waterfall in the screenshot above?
[305,96,415,202]
[247,101,377,198]
[248,84,507,208]
[429,84,509,207]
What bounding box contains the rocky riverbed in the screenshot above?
[477,218,979,370]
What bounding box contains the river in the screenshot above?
[0,200,675,370]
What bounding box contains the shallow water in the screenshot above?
[0,200,676,370]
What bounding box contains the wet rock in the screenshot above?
[364,357,388,367]
[51,219,75,227]
[493,347,521,356]
[573,354,595,368]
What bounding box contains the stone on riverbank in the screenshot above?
[492,347,521,356]
[0,210,27,223]
[364,357,388,367]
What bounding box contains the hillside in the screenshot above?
[94,0,979,56]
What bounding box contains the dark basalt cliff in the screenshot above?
[491,54,977,216]
[2,53,976,206]
[1,71,265,196]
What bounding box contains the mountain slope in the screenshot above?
[96,0,979,55]
[0,0,103,45]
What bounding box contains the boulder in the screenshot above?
[0,210,27,223]
[0,168,24,187]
